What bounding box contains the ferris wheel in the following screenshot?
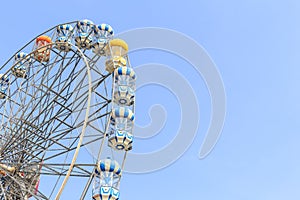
[0,19,136,200]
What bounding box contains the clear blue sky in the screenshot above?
[0,0,299,199]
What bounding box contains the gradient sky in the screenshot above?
[0,0,299,199]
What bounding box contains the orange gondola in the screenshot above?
[34,35,52,62]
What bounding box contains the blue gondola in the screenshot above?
[110,107,134,132]
[93,159,121,200]
[12,52,31,78]
[0,74,9,99]
[55,24,73,52]
[114,66,136,88]
[113,85,135,106]
[75,19,94,49]
[92,24,114,55]
[108,130,133,151]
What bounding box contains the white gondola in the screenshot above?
[75,19,94,49]
[114,66,136,88]
[92,24,114,55]
[110,107,134,131]
[113,85,135,106]
[55,24,73,52]
[0,74,9,99]
[108,107,134,151]
[12,52,31,78]
[108,130,133,151]
[93,159,121,200]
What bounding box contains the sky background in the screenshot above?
[0,0,299,199]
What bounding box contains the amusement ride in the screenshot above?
[0,19,136,199]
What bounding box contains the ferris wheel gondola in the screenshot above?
[55,24,74,52]
[92,24,114,56]
[12,52,31,78]
[75,19,94,49]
